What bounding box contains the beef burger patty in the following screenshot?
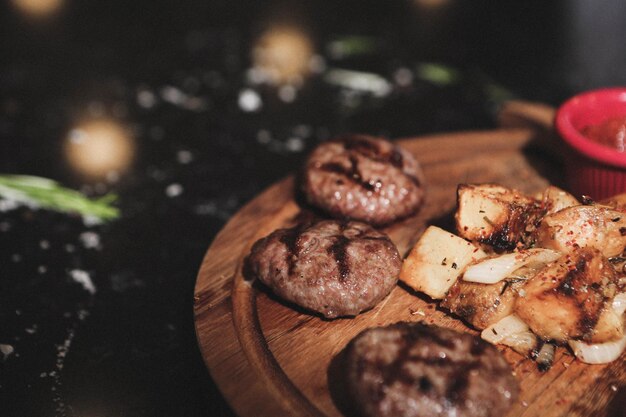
[247,220,400,318]
[345,322,519,417]
[302,135,425,226]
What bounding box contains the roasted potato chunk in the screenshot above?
[455,184,541,251]
[533,205,626,258]
[399,226,486,299]
[537,185,579,216]
[442,279,523,330]
[515,247,620,343]
[600,193,626,212]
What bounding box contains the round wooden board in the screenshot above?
[194,127,626,417]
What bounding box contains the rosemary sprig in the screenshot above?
[0,175,120,223]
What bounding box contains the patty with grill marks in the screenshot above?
[246,220,400,318]
[302,135,426,226]
[345,322,519,417]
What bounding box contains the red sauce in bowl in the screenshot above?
[580,116,626,152]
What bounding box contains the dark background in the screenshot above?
[1,1,625,416]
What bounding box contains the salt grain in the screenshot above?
[278,85,297,103]
[0,344,14,360]
[69,269,97,295]
[160,86,186,105]
[238,89,262,112]
[256,130,272,144]
[165,183,184,198]
[137,89,157,109]
[285,137,304,152]
[176,150,194,164]
[79,231,101,249]
[394,67,413,87]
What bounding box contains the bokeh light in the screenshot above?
[64,119,135,179]
[413,0,451,9]
[252,26,314,85]
[11,0,63,17]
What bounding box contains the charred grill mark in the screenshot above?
[578,314,598,338]
[361,236,389,242]
[418,376,432,392]
[530,339,544,360]
[620,227,626,236]
[340,135,382,156]
[480,223,517,252]
[319,156,377,192]
[470,339,488,355]
[446,362,480,403]
[326,135,426,192]
[340,135,408,171]
[390,149,404,168]
[455,305,477,319]
[279,224,308,274]
[373,327,471,404]
[400,323,456,349]
[482,204,544,252]
[328,235,351,281]
[557,257,586,296]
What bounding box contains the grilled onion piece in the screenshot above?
[481,314,538,356]
[463,248,561,284]
[569,336,626,364]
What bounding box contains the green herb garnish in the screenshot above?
[0,175,119,223]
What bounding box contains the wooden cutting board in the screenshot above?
[193,105,626,417]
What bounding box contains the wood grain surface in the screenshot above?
[194,120,626,417]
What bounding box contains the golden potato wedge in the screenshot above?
[537,185,579,216]
[399,226,486,299]
[533,205,626,258]
[455,183,541,251]
[442,278,523,330]
[515,247,619,343]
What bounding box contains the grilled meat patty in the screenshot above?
[345,322,519,417]
[302,135,425,226]
[247,220,400,318]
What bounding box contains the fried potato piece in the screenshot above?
[600,193,626,212]
[515,247,620,343]
[533,205,626,258]
[537,185,579,216]
[442,279,523,330]
[456,184,541,251]
[399,226,486,299]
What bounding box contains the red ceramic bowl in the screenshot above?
[555,87,626,200]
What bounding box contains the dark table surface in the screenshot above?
[1,1,626,416]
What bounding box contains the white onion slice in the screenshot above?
[613,292,626,316]
[569,335,626,364]
[571,292,626,363]
[463,248,561,284]
[481,314,537,355]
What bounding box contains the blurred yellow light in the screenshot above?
[12,0,63,17]
[64,120,135,179]
[414,0,450,8]
[253,26,314,85]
